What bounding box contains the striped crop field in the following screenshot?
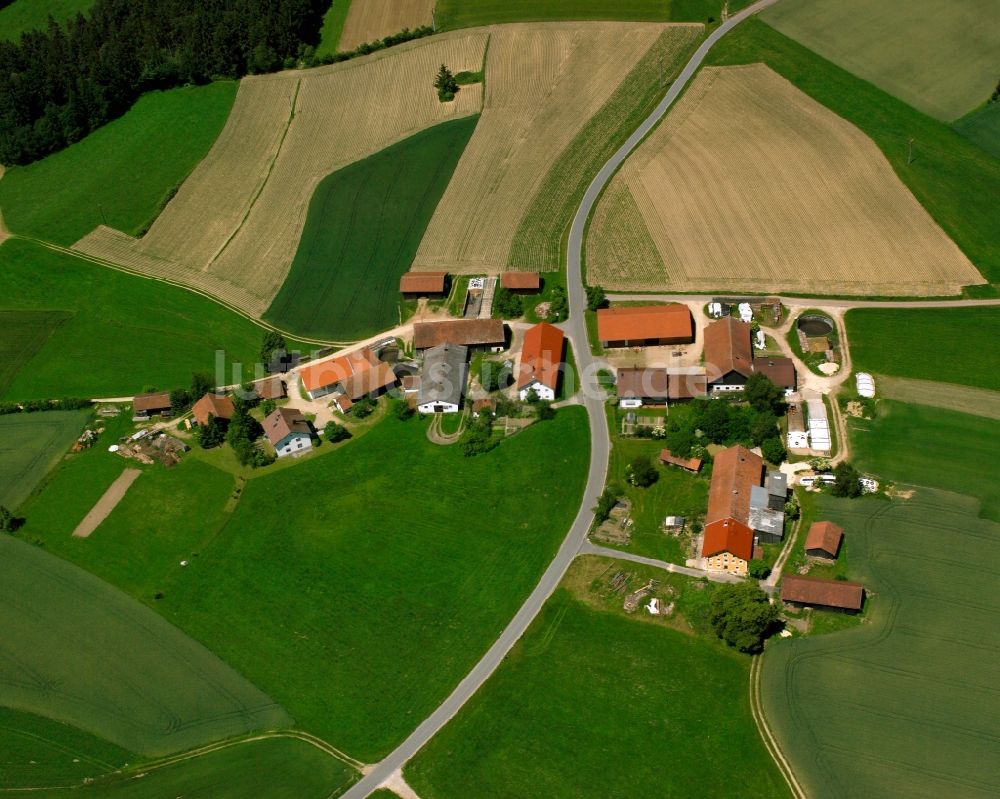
[339,0,434,51]
[586,64,984,296]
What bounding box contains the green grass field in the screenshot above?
[849,400,999,522]
[763,489,1000,799]
[436,0,668,28]
[0,310,72,395]
[706,19,1000,289]
[0,0,94,41]
[763,0,1000,121]
[0,240,293,399]
[25,737,357,798]
[407,557,788,798]
[0,534,290,756]
[316,0,351,56]
[846,307,1000,391]
[0,82,236,246]
[264,116,478,340]
[954,102,1000,160]
[0,410,90,509]
[510,25,702,271]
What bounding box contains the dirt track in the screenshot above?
[72,468,141,538]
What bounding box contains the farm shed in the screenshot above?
[256,376,286,401]
[132,391,172,419]
[299,347,383,400]
[500,271,541,293]
[616,367,707,407]
[752,356,796,393]
[767,471,788,509]
[805,521,844,559]
[264,407,313,458]
[597,304,694,348]
[517,322,564,401]
[658,449,702,473]
[704,317,753,390]
[781,574,863,612]
[413,319,505,352]
[400,271,448,298]
[192,393,234,427]
[418,343,469,414]
[748,506,785,544]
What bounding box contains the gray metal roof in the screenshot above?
[749,506,785,536]
[750,484,770,510]
[767,471,788,496]
[418,343,469,407]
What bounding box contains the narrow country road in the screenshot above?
[342,3,779,795]
[606,292,1000,309]
[580,541,743,583]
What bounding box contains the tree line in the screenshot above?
[0,0,327,165]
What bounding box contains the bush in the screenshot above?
[747,560,770,580]
[548,286,569,321]
[585,285,607,311]
[324,421,352,443]
[536,401,556,421]
[493,287,523,319]
[593,483,624,524]
[352,398,376,419]
[392,400,415,421]
[0,505,14,533]
[709,582,780,653]
[761,437,787,465]
[831,461,863,498]
[260,399,277,418]
[459,414,498,457]
[626,455,658,488]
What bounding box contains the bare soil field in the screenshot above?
[72,468,142,538]
[340,0,435,51]
[876,376,1000,421]
[412,22,698,275]
[74,32,487,317]
[587,64,985,297]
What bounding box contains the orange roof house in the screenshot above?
[400,271,448,296]
[517,322,564,400]
[501,271,541,292]
[299,347,384,400]
[805,521,844,559]
[192,393,234,426]
[597,304,694,348]
[700,445,763,575]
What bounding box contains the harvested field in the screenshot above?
[340,0,434,51]
[72,468,142,538]
[587,64,984,296]
[875,376,1000,421]
[412,22,694,275]
[75,32,487,318]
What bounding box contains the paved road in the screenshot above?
[607,292,1000,309]
[342,4,777,795]
[580,541,743,584]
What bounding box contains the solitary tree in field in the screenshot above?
[435,64,459,101]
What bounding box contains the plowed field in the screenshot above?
[340,0,434,51]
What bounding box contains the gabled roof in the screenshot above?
[256,376,286,400]
[133,391,172,413]
[418,343,469,407]
[192,393,234,426]
[413,319,505,350]
[400,271,447,294]
[264,407,310,447]
[340,361,397,400]
[501,271,540,290]
[299,347,380,393]
[659,449,702,472]
[781,575,863,610]
[517,322,564,391]
[597,304,693,343]
[753,356,796,389]
[616,368,707,400]
[705,445,763,527]
[702,518,754,562]
[704,316,753,380]
[805,521,844,556]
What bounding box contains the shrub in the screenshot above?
[593,483,624,524]
[709,582,780,653]
[324,421,352,443]
[493,287,523,319]
[626,455,658,488]
[392,400,415,421]
[352,398,376,419]
[459,414,497,457]
[761,437,787,465]
[536,401,556,421]
[747,560,770,580]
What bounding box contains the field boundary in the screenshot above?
[72,468,142,538]
[750,654,806,799]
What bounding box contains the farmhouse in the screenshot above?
[597,304,694,348]
[418,343,469,414]
[132,391,172,419]
[517,322,564,401]
[701,445,763,575]
[400,271,448,298]
[616,367,707,407]
[752,356,797,394]
[264,407,313,458]
[805,521,844,559]
[500,272,541,293]
[781,574,864,612]
[658,449,702,473]
[413,319,506,352]
[192,393,234,427]
[299,347,392,400]
[704,316,796,393]
[256,376,286,401]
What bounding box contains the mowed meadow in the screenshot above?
[0,0,95,41]
[586,64,983,296]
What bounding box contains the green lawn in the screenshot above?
[0,240,292,400]
[0,0,94,41]
[763,489,1000,799]
[762,0,1000,121]
[407,557,789,798]
[0,83,237,246]
[436,0,669,28]
[0,410,90,509]
[0,708,131,790]
[707,19,1000,288]
[264,116,478,340]
[954,102,1000,160]
[0,310,72,395]
[25,737,357,798]
[849,400,1000,522]
[0,534,290,757]
[510,25,702,271]
[846,307,1000,391]
[316,0,352,57]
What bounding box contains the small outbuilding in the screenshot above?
[256,376,286,401]
[500,271,540,293]
[658,448,702,473]
[133,391,172,419]
[781,574,863,612]
[400,271,448,298]
[805,521,844,559]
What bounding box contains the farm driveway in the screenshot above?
[72,468,141,538]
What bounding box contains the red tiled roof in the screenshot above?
[702,518,754,562]
[501,271,540,290]
[805,521,844,557]
[616,368,707,400]
[517,322,564,391]
[753,356,796,389]
[659,449,702,472]
[133,391,172,413]
[413,319,505,350]
[400,271,447,294]
[781,575,863,610]
[340,361,396,400]
[706,445,763,527]
[192,393,234,426]
[704,317,753,380]
[300,347,380,393]
[597,304,693,344]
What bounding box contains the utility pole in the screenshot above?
[432,9,436,32]
[97,202,107,226]
[907,137,915,165]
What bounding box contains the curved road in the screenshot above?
[342,3,778,795]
